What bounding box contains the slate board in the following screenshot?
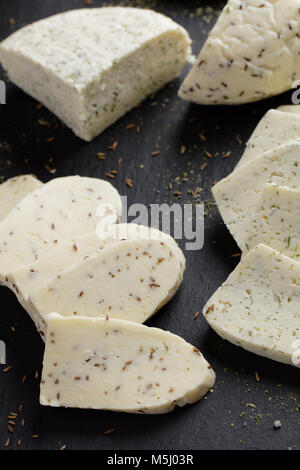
[0,0,299,451]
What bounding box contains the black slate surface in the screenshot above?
[0,0,299,451]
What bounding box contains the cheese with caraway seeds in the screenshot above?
[212,140,300,251]
[0,7,192,141]
[237,110,300,168]
[40,313,215,413]
[7,224,185,336]
[244,185,300,259]
[0,176,121,284]
[203,244,300,367]
[0,175,43,222]
[278,105,300,115]
[179,0,300,105]
[25,238,184,336]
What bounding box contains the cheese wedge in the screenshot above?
[25,238,184,337]
[0,175,43,222]
[244,185,300,259]
[203,244,300,367]
[40,314,215,413]
[7,224,185,328]
[0,176,121,283]
[237,110,300,168]
[179,0,300,105]
[0,7,191,141]
[212,141,300,250]
[278,105,300,115]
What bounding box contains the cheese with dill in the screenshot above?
[0,7,191,141]
[203,244,300,367]
[26,238,184,336]
[40,314,215,413]
[0,175,43,222]
[7,224,185,335]
[244,185,300,259]
[179,0,300,105]
[0,176,121,284]
[212,140,300,250]
[237,109,300,168]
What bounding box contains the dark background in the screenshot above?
[0,0,299,451]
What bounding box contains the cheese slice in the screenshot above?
[0,7,191,141]
[203,244,300,367]
[278,105,300,115]
[237,109,300,168]
[7,224,185,328]
[0,174,43,222]
[244,185,300,259]
[25,238,184,337]
[0,176,121,283]
[212,141,300,250]
[40,313,215,413]
[179,0,300,105]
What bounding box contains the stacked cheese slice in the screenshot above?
[205,106,300,367]
[0,7,192,141]
[0,175,215,413]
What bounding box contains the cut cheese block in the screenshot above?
[278,105,300,115]
[179,0,300,105]
[203,244,300,367]
[244,185,300,259]
[0,175,43,222]
[7,224,185,324]
[40,314,215,413]
[237,109,300,168]
[26,238,184,337]
[212,140,300,250]
[0,8,191,141]
[0,176,121,283]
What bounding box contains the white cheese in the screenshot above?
[40,313,215,413]
[244,185,300,259]
[7,224,185,334]
[0,8,191,141]
[212,140,300,250]
[203,244,300,367]
[0,175,42,222]
[237,109,300,168]
[26,238,184,337]
[278,105,300,115]
[0,176,121,283]
[179,0,300,105]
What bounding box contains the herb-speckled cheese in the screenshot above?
[0,8,192,141]
[203,244,300,367]
[244,185,300,259]
[7,224,185,337]
[0,175,43,222]
[26,238,184,336]
[212,140,300,250]
[179,0,300,105]
[0,176,121,283]
[237,109,300,168]
[40,314,215,413]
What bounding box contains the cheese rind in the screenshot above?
[0,8,191,141]
[244,185,300,259]
[0,175,43,222]
[212,141,300,250]
[179,0,300,105]
[26,238,184,336]
[40,314,215,413]
[0,176,121,282]
[278,105,300,115]
[237,110,300,168]
[203,244,300,367]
